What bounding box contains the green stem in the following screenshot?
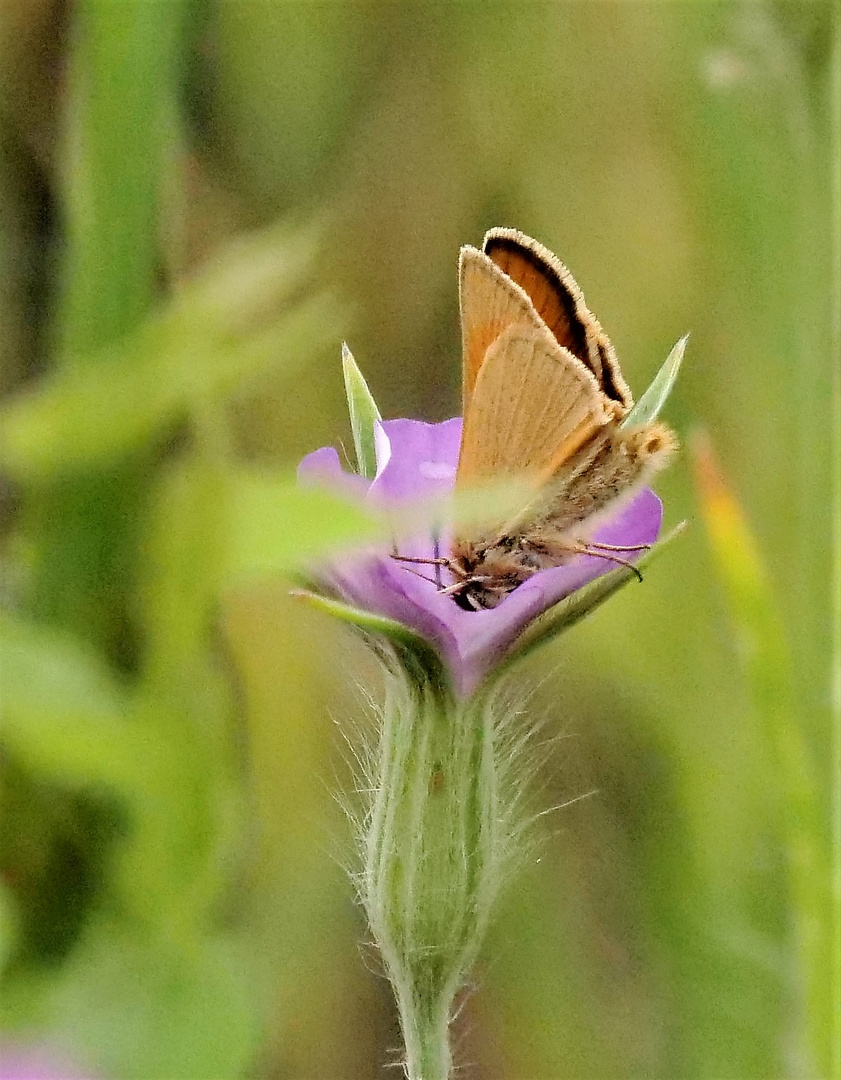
[399,988,452,1080]
[362,651,512,1080]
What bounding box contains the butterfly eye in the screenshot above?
[624,422,679,461]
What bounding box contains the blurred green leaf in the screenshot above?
[0,613,232,930]
[0,613,139,793]
[225,468,538,585]
[427,478,527,537]
[622,335,687,430]
[1,916,258,1080]
[225,470,378,581]
[0,227,338,480]
[342,342,381,479]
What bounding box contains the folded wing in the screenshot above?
[482,228,633,414]
[459,246,550,408]
[456,322,611,496]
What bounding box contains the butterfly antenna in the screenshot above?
[390,554,450,567]
[579,546,644,582]
[586,540,652,553]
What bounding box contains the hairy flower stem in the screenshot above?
[399,987,452,1080]
[362,647,507,1080]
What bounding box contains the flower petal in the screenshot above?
[297,445,369,496]
[300,419,666,696]
[369,418,462,503]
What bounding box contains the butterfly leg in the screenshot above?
[398,565,443,587]
[438,576,488,598]
[391,552,461,591]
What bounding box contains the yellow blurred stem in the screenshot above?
[692,431,832,1080]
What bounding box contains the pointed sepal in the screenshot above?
[342,342,382,479]
[622,334,687,429]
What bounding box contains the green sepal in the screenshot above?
[342,342,382,479]
[621,334,688,430]
[501,522,687,670]
[291,588,420,642]
[290,588,451,692]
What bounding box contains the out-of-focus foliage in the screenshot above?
[0,2,836,1078]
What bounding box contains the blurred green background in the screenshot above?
[0,2,836,1078]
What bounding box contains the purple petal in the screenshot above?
[369,419,462,504]
[513,487,664,611]
[297,445,370,497]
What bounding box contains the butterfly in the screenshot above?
[397,228,677,610]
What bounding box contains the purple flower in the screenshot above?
[299,418,663,696]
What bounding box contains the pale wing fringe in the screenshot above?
[482,227,633,413]
[458,246,592,407]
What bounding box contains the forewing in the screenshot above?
[483,228,633,414]
[456,322,609,497]
[459,246,549,408]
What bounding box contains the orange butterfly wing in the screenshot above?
[483,228,633,414]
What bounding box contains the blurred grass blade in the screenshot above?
[138,451,230,684]
[59,0,185,359]
[622,334,687,429]
[691,430,830,1078]
[28,0,187,656]
[224,469,379,581]
[342,342,381,478]
[0,226,338,479]
[383,477,526,544]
